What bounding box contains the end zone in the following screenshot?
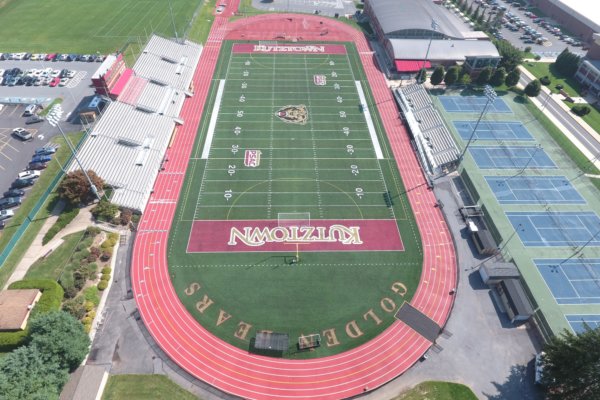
[187,219,404,252]
[232,43,347,54]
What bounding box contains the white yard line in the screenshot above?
[355,81,383,160]
[200,79,226,160]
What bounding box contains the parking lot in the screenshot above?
[250,0,357,17]
[465,0,586,58]
[0,59,98,223]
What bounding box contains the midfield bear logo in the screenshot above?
[276,104,308,125]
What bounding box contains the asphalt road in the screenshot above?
[520,72,600,162]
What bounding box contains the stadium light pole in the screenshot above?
[418,19,438,84]
[47,105,101,201]
[458,85,497,165]
[168,0,179,42]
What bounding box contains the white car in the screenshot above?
[17,170,41,180]
[50,69,61,78]
[66,70,76,78]
[0,210,14,221]
[59,78,69,86]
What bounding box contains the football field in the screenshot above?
[168,42,423,357]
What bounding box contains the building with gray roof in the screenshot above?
[69,35,202,213]
[364,0,500,75]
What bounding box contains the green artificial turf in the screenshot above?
[0,0,206,53]
[168,41,423,358]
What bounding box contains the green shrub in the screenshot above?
[97,281,108,291]
[0,330,28,352]
[91,200,119,222]
[87,310,96,320]
[42,206,80,245]
[83,286,100,306]
[101,273,111,281]
[8,280,63,316]
[63,286,78,299]
[87,226,101,236]
[572,104,591,116]
[540,75,551,85]
[81,316,92,325]
[101,267,112,275]
[100,250,112,262]
[62,298,86,320]
[84,301,95,312]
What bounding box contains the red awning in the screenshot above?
[109,68,134,98]
[395,60,431,72]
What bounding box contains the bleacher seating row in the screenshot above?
[398,84,460,172]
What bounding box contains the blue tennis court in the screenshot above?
[439,96,512,113]
[453,121,533,141]
[485,176,585,204]
[535,259,600,305]
[566,315,600,333]
[507,211,600,247]
[469,146,556,169]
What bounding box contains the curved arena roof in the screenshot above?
[368,0,471,39]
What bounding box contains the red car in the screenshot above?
[49,77,60,87]
[45,53,57,61]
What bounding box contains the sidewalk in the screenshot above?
[518,65,600,170]
[3,202,129,289]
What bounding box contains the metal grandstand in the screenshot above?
[69,35,202,213]
[394,83,459,176]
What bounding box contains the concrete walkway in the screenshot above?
[3,202,127,289]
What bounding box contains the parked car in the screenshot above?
[3,189,24,198]
[28,162,48,170]
[59,78,69,86]
[25,115,44,125]
[12,127,33,141]
[0,210,14,221]
[17,170,41,180]
[11,178,35,189]
[31,154,52,163]
[49,77,60,87]
[0,197,22,210]
[22,104,39,117]
[34,146,57,156]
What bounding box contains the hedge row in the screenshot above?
[0,280,64,351]
[42,206,80,245]
[8,279,64,315]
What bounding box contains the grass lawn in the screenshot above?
[168,41,422,358]
[0,131,84,289]
[0,0,206,53]
[25,230,87,281]
[563,101,600,136]
[523,62,581,97]
[102,375,199,400]
[393,381,478,400]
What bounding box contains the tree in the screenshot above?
[415,68,427,83]
[476,66,493,85]
[58,169,105,205]
[466,3,473,16]
[495,39,523,73]
[505,68,521,87]
[27,311,90,372]
[0,345,68,400]
[554,48,582,77]
[472,6,481,22]
[541,326,600,399]
[490,67,507,87]
[572,105,591,116]
[524,79,542,97]
[430,65,445,86]
[444,66,460,86]
[91,200,120,222]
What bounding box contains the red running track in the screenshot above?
[131,10,456,400]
